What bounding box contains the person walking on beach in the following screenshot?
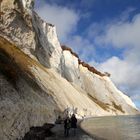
[64,116,71,137]
[71,114,77,135]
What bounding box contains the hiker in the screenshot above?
[71,114,77,135]
[64,116,71,137]
[55,115,62,124]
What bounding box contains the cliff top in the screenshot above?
[61,45,107,77]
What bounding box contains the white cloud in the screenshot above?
[35,2,79,41]
[66,35,96,61]
[97,57,140,88]
[97,14,140,48]
[94,14,140,106]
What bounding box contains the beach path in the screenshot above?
[46,123,94,140]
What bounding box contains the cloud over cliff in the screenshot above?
[94,13,140,108]
[35,1,79,41]
[35,1,140,108]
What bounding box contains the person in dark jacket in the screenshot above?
[71,114,77,135]
[64,116,71,137]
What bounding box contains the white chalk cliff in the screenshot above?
[0,0,139,139]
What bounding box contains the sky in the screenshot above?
[35,0,140,109]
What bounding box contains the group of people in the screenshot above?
[64,114,77,137]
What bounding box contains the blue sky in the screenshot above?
[35,0,140,109]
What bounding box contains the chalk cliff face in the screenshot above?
[0,0,139,139]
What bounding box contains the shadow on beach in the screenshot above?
[23,120,106,140]
[46,122,94,140]
[46,119,107,140]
